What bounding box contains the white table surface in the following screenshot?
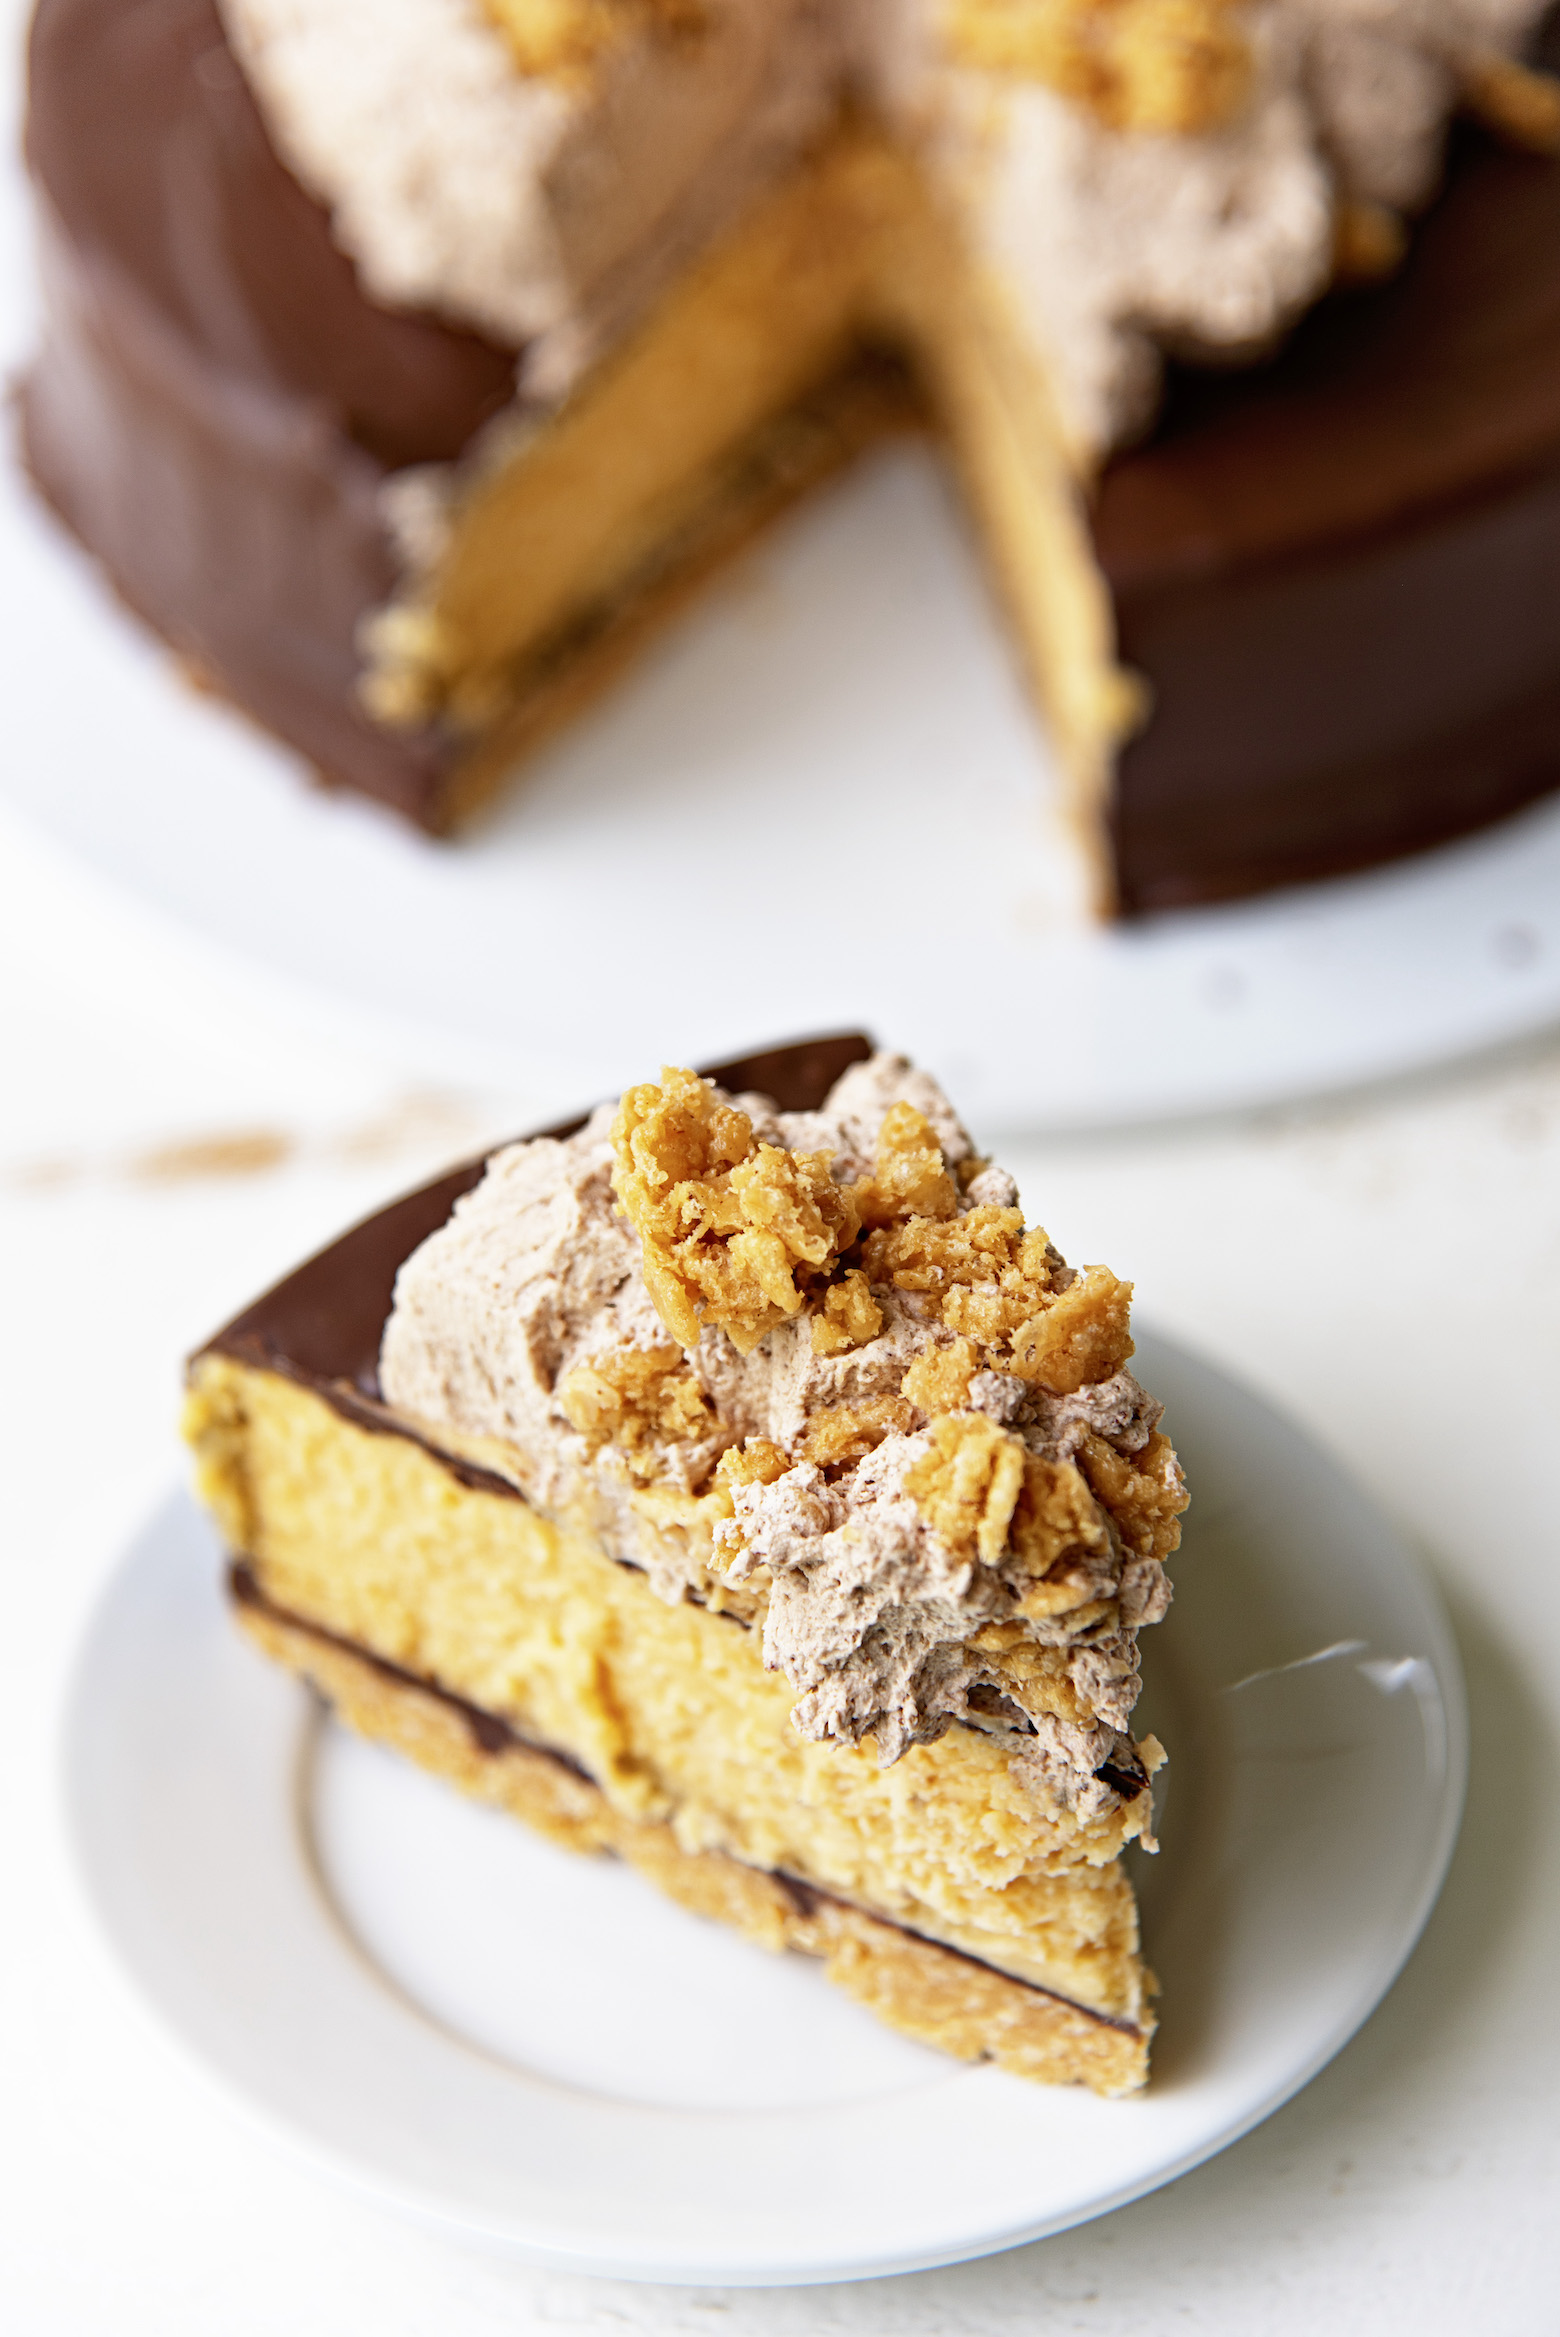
[3,817,1558,2333]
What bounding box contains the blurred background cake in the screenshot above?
[20,0,1560,909]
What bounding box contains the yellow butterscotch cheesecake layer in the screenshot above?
[361,127,1134,898]
[187,1350,1155,2034]
[235,1573,1149,2095]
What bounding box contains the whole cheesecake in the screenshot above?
[21,0,1560,911]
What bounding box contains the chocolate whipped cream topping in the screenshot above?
[219,0,843,399]
[221,0,1552,457]
[381,1054,1183,1807]
[861,0,1554,450]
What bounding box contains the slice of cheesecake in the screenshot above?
[185,1035,1186,2093]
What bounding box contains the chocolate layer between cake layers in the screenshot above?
[24,0,1560,903]
[223,1549,1146,2037]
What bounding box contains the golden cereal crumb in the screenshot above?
[947,0,1252,137]
[852,1104,961,1230]
[129,1130,293,1183]
[612,1068,861,1353]
[904,1413,1028,1564]
[966,1625,1099,1723]
[1461,51,1560,153]
[356,602,452,729]
[864,1202,1048,1305]
[483,0,704,82]
[901,1336,981,1417]
[865,1205,1130,1394]
[717,1438,791,1494]
[1076,1427,1188,1560]
[1006,1265,1135,1395]
[705,1437,807,1573]
[800,1397,918,1470]
[856,1168,1129,1395]
[1108,0,1251,133]
[1332,196,1407,285]
[1010,1453,1110,1572]
[1006,1456,1114,1619]
[629,1436,790,1584]
[556,1345,715,1477]
[812,1270,885,1357]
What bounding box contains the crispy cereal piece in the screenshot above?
[811,1269,885,1357]
[557,1344,715,1475]
[864,1194,1127,1392]
[967,1622,1101,1724]
[1009,1452,1110,1571]
[864,1203,1036,1300]
[905,1413,1028,1564]
[484,0,704,82]
[1109,0,1251,134]
[901,1336,981,1417]
[1461,51,1560,154]
[1076,1427,1188,1561]
[612,1068,861,1352]
[1332,197,1407,285]
[1006,1266,1134,1395]
[852,1104,961,1230]
[631,1436,790,1586]
[800,1397,917,1469]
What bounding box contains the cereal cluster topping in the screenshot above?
[581,1063,1188,1769]
[611,1067,862,1353]
[385,1053,1186,1779]
[609,1067,1169,1593]
[866,1206,1134,1396]
[810,1269,884,1357]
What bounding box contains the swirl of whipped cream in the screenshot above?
[218,0,843,399]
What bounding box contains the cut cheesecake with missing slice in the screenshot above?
[28,0,1560,909]
[185,1035,1186,2093]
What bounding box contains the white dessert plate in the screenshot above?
[3,4,1560,1131]
[63,1331,1466,2285]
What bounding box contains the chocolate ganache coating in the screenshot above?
[21,0,1560,901]
[20,0,516,819]
[1101,31,1560,913]
[203,1032,875,1400]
